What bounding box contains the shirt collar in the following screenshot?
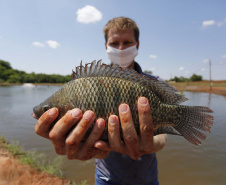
[134,61,143,74]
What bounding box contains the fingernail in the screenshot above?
[48,108,57,116]
[119,104,128,113]
[84,111,94,121]
[70,108,81,118]
[139,97,148,105]
[109,116,117,125]
[94,142,101,148]
[97,119,104,128]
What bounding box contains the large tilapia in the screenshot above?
[33,60,214,145]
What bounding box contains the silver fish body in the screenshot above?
[33,61,214,145]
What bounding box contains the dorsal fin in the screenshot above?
[72,60,187,104]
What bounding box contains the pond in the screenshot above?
[0,85,225,185]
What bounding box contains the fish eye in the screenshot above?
[43,105,50,112]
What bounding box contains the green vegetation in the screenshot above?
[190,74,203,81]
[0,59,204,84]
[143,70,153,75]
[169,74,203,82]
[0,136,89,185]
[0,60,71,84]
[71,181,88,185]
[0,136,63,176]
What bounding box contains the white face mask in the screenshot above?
[106,45,138,68]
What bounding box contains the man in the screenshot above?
[34,17,167,185]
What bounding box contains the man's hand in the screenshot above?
[94,97,167,160]
[34,108,109,160]
[34,97,167,161]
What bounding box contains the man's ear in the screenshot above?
[136,41,140,50]
[105,42,107,50]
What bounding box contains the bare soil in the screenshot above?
[0,146,70,185]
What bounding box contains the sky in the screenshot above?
[0,0,226,80]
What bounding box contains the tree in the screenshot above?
[23,73,36,83]
[0,69,16,81]
[7,74,21,83]
[143,70,152,75]
[190,74,202,81]
[0,60,13,82]
[0,60,72,83]
[0,60,12,69]
[170,76,189,82]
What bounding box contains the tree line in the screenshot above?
[169,74,203,82]
[144,69,203,82]
[0,60,71,83]
[0,59,203,83]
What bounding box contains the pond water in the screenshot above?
[0,86,225,185]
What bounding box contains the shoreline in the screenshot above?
[172,86,226,97]
[169,80,226,97]
[0,137,72,185]
[1,82,226,97]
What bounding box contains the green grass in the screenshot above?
[0,136,63,177]
[0,136,89,185]
[71,180,88,185]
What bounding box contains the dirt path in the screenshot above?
[0,146,70,185]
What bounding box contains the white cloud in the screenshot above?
[218,18,226,27]
[202,18,226,28]
[222,55,226,58]
[150,55,158,59]
[202,20,215,27]
[202,58,209,63]
[46,40,60,49]
[179,67,184,71]
[201,68,205,71]
[32,41,45,47]
[76,5,102,24]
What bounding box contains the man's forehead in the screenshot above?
[107,28,135,40]
[108,27,134,34]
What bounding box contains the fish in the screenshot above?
[33,60,214,145]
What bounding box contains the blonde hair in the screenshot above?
[103,17,139,42]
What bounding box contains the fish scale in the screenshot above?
[33,60,214,146]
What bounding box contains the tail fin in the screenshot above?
[174,106,214,146]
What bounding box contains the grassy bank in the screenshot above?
[0,136,63,176]
[0,136,87,185]
[169,80,226,96]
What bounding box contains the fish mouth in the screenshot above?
[32,112,38,120]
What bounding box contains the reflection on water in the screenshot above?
[208,92,212,107]
[0,86,225,185]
